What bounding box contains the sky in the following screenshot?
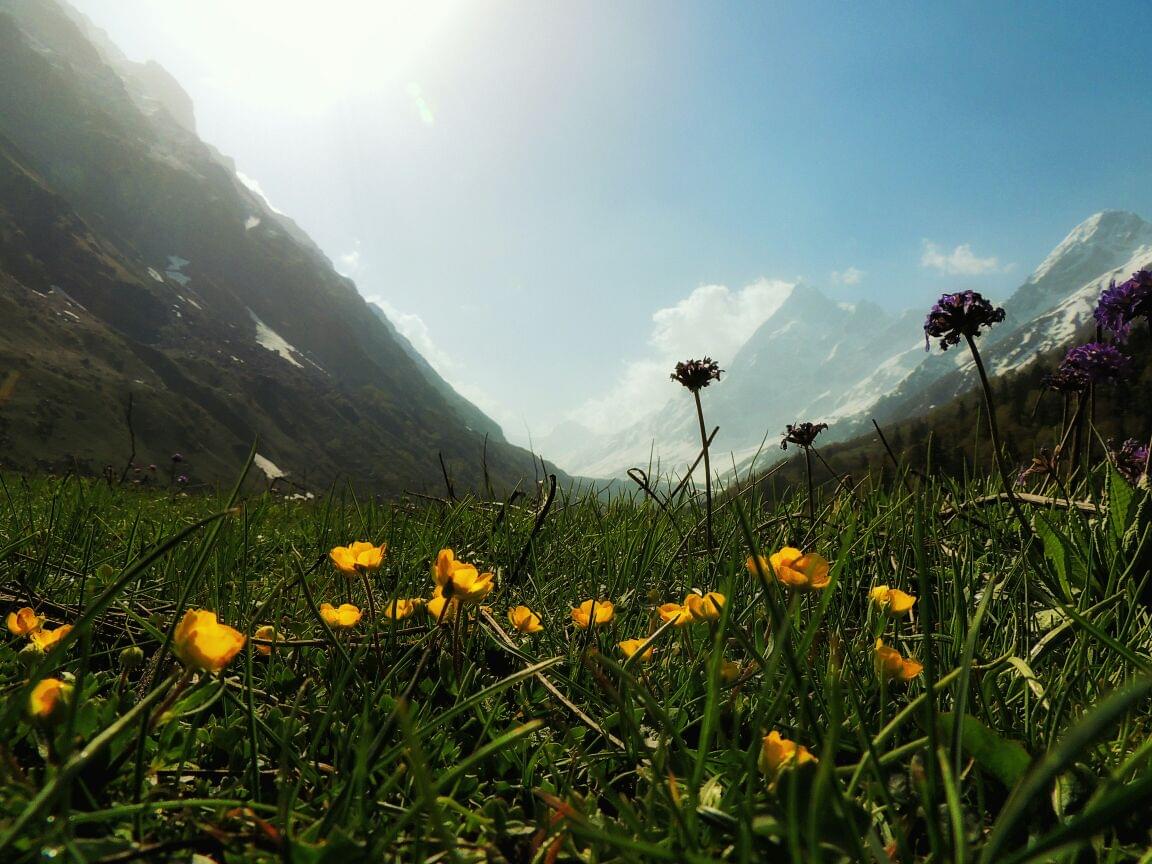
[68,0,1152,445]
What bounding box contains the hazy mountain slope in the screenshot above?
[0,0,554,492]
[368,302,505,443]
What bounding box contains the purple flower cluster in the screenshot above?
[781,421,828,450]
[1109,438,1149,486]
[670,358,723,392]
[924,291,1006,351]
[1093,270,1152,341]
[1042,364,1089,394]
[1059,342,1131,385]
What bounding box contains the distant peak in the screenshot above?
[1028,210,1151,284]
[1062,209,1148,244]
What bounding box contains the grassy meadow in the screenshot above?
[1,446,1151,864]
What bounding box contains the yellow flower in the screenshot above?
[719,658,741,683]
[618,638,654,663]
[874,639,924,682]
[431,549,494,604]
[755,547,832,590]
[759,730,817,777]
[173,610,245,673]
[425,588,457,623]
[746,555,772,579]
[447,567,494,605]
[433,548,460,586]
[29,624,73,653]
[28,678,72,722]
[869,585,917,617]
[657,602,694,627]
[571,599,614,629]
[382,598,418,620]
[7,607,43,636]
[319,603,362,629]
[508,605,543,634]
[253,625,278,656]
[685,591,726,622]
[330,541,387,574]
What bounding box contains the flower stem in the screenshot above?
[358,568,382,662]
[964,333,1031,536]
[693,390,714,551]
[148,668,194,731]
[803,446,815,523]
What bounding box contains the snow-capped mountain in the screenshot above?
[863,211,1152,433]
[551,210,1152,480]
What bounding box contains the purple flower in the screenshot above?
[1042,364,1089,394]
[176,474,189,485]
[1061,342,1131,384]
[171,453,185,463]
[1094,270,1152,341]
[670,358,723,392]
[1109,438,1149,486]
[924,291,1006,351]
[781,421,828,450]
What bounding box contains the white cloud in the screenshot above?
[648,280,794,355]
[235,170,284,215]
[337,240,363,277]
[371,298,454,375]
[830,266,864,286]
[920,241,1007,276]
[571,279,795,433]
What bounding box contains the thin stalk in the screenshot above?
[1060,393,1086,482]
[803,447,814,523]
[692,390,714,551]
[357,568,382,661]
[964,333,1031,537]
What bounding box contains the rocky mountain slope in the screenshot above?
[0,0,559,493]
[553,210,1152,480]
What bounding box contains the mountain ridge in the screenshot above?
[0,0,560,493]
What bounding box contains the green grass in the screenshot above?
[1,457,1150,863]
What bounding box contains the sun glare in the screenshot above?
[174,0,469,109]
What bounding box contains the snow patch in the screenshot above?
[254,453,287,480]
[245,216,261,230]
[165,255,191,287]
[249,310,304,368]
[147,267,165,282]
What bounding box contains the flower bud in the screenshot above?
[120,645,145,672]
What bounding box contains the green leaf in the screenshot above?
[981,675,1152,863]
[938,713,1031,789]
[1108,465,1136,544]
[1034,514,1083,601]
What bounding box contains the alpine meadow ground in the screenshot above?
[1,448,1151,862]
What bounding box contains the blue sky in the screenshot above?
[69,1,1152,442]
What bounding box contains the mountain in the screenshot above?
[0,0,559,493]
[552,210,1152,480]
[862,211,1152,434]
